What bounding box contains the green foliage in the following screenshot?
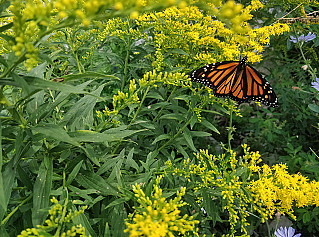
[1,0,319,237]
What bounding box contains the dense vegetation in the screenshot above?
[0,0,319,236]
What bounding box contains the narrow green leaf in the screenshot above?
[61,84,104,130]
[23,76,87,94]
[66,160,83,187]
[190,131,212,137]
[61,71,120,82]
[159,113,185,121]
[0,130,24,220]
[125,148,139,172]
[183,129,196,151]
[104,223,111,237]
[17,164,33,190]
[32,156,53,226]
[0,22,12,33]
[0,226,9,237]
[75,171,118,196]
[97,156,120,176]
[0,120,5,212]
[71,129,146,143]
[107,150,125,183]
[151,134,170,144]
[105,197,131,210]
[72,206,97,237]
[201,118,220,134]
[166,48,189,56]
[32,124,80,147]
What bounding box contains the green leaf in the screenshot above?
[32,124,80,147]
[32,156,53,226]
[125,148,139,172]
[0,22,12,33]
[159,113,185,121]
[60,84,104,130]
[75,171,118,196]
[308,104,319,113]
[66,160,83,187]
[96,156,120,176]
[303,211,311,223]
[152,134,171,144]
[190,131,212,137]
[0,130,25,221]
[72,205,97,237]
[62,71,120,82]
[183,128,196,151]
[105,197,131,210]
[166,48,189,56]
[71,129,146,143]
[24,76,88,94]
[104,223,111,237]
[28,81,92,123]
[0,120,5,212]
[201,118,220,134]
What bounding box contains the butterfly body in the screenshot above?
[190,56,278,107]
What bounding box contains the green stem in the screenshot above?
[299,44,317,79]
[158,113,194,152]
[111,86,151,154]
[54,171,69,237]
[122,36,131,92]
[266,219,272,237]
[1,194,33,225]
[74,52,83,74]
[129,86,150,126]
[227,101,233,151]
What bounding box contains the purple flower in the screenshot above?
[301,32,316,42]
[274,226,301,237]
[289,35,298,43]
[312,78,319,91]
[290,32,316,43]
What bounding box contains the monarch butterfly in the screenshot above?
[190,56,278,107]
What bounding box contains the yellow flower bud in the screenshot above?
[130,11,139,19]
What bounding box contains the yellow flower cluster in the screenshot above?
[125,176,199,237]
[249,163,319,221]
[3,0,186,72]
[98,18,142,41]
[210,0,253,34]
[165,144,319,235]
[135,2,290,70]
[17,197,90,237]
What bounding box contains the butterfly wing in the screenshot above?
[243,64,278,107]
[190,60,278,107]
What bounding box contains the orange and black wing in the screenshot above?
[190,57,278,107]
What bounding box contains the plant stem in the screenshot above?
[74,52,83,74]
[111,86,151,154]
[54,170,69,237]
[121,20,132,92]
[227,101,233,151]
[1,194,33,225]
[299,44,317,79]
[266,220,272,237]
[129,86,150,126]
